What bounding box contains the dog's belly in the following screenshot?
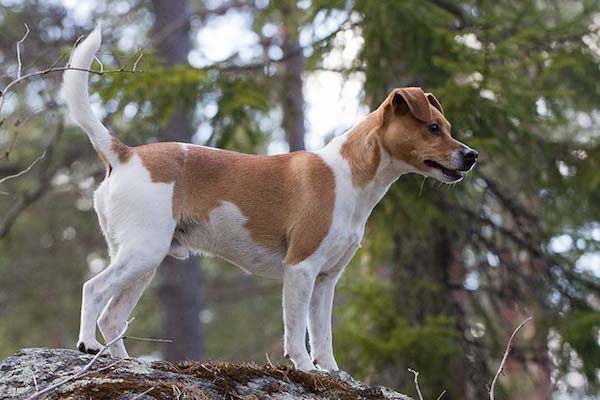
[174,201,286,279]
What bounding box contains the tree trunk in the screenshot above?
[280,2,306,152]
[151,0,204,361]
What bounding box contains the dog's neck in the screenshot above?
[318,115,415,222]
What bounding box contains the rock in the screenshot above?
[0,348,412,399]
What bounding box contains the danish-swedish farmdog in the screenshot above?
[63,28,477,371]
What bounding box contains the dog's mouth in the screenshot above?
[424,160,463,182]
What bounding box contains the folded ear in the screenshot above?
[379,87,433,125]
[426,93,444,115]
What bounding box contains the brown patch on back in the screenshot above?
[135,143,336,265]
[340,114,382,188]
[136,142,186,215]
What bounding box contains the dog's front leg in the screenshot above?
[282,262,318,372]
[308,271,340,371]
[308,244,358,371]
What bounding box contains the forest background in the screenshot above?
[0,1,598,399]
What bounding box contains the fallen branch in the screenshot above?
[489,316,533,400]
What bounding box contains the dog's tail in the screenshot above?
[63,27,122,166]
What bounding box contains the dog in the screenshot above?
[63,28,477,372]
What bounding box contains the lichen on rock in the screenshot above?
[0,348,412,399]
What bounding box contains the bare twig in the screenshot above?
[172,386,183,400]
[489,316,533,400]
[93,55,104,73]
[0,120,63,238]
[408,368,424,400]
[1,29,142,137]
[77,359,123,379]
[130,386,156,400]
[26,320,132,400]
[31,368,38,392]
[132,51,144,72]
[16,24,30,80]
[0,65,139,116]
[436,389,447,400]
[0,176,50,235]
[67,35,85,67]
[265,352,274,368]
[124,335,173,343]
[48,52,67,71]
[0,151,46,185]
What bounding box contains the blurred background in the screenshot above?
[0,0,598,399]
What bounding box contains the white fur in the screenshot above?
[63,27,119,165]
[64,29,467,371]
[79,155,176,355]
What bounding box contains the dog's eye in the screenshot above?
[428,124,441,135]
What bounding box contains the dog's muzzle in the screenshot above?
[424,147,478,182]
[460,148,478,171]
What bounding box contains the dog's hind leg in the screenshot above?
[94,181,118,258]
[98,270,155,357]
[78,235,171,355]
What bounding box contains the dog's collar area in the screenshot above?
[423,159,464,181]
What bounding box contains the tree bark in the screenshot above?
[151,0,204,361]
[280,2,306,152]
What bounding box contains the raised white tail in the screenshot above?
[63,27,120,165]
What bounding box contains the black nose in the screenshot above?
[462,148,478,160]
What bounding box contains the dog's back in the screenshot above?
[110,142,336,275]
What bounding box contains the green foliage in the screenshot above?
[559,311,600,382]
[95,54,272,149]
[337,272,461,396]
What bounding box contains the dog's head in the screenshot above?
[377,87,477,183]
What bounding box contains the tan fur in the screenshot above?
[378,89,464,171]
[131,144,335,265]
[340,113,382,188]
[381,87,434,123]
[342,87,463,185]
[426,92,444,115]
[111,137,133,164]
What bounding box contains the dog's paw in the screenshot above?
[312,357,339,372]
[77,339,103,355]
